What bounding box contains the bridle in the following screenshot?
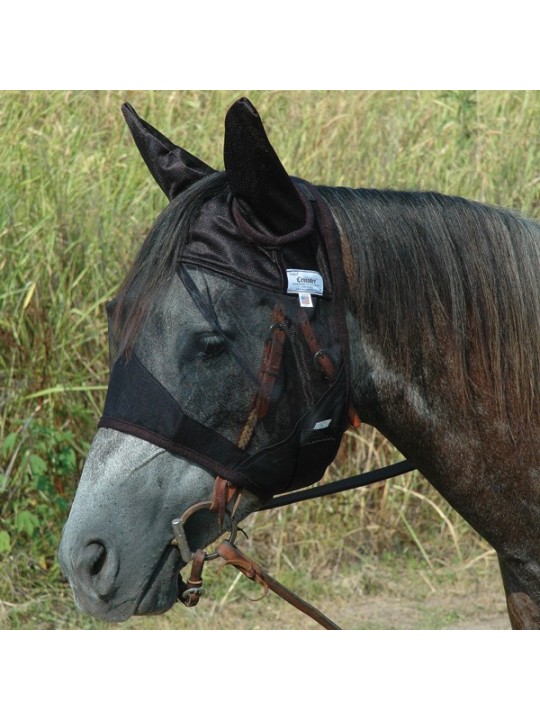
[170,302,415,629]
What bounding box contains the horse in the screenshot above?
[59,97,540,629]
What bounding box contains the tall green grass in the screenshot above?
[1,90,539,628]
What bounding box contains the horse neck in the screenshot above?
[328,187,491,472]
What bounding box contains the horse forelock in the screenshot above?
[319,185,540,427]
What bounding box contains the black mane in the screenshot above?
[320,185,540,424]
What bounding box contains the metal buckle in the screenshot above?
[269,320,287,334]
[180,586,205,601]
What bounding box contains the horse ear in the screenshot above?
[121,103,215,200]
[224,98,306,236]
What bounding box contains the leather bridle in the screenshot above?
[170,302,414,629]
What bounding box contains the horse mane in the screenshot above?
[319,185,540,426]
[111,172,228,355]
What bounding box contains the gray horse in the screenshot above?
[59,98,540,629]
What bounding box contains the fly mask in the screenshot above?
[99,98,354,500]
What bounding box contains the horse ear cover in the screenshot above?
[224,97,307,236]
[121,102,215,200]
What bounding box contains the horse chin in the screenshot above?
[134,545,184,617]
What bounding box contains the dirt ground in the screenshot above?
[118,549,511,631]
[1,541,511,630]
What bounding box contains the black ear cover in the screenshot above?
[122,102,215,200]
[224,97,306,236]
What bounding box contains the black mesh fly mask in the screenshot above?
[99,99,353,500]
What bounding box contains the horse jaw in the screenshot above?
[58,428,262,622]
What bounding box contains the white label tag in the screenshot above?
[298,292,313,307]
[286,269,324,296]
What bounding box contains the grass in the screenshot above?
[1,90,539,629]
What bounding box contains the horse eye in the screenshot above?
[197,333,226,360]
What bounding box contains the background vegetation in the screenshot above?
[1,90,539,629]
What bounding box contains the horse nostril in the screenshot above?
[78,541,118,598]
[86,542,107,576]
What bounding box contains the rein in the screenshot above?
[172,459,414,629]
[173,506,341,629]
[170,302,416,629]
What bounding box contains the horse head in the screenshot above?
[58,98,349,621]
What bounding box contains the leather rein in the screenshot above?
[170,303,415,630]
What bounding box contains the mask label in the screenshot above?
[286,269,324,296]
